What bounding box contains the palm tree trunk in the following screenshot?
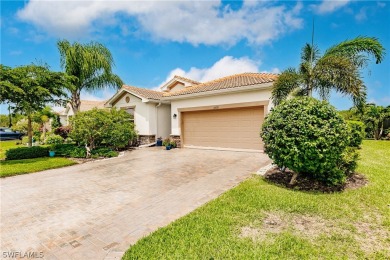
[27,115,32,147]
[71,90,81,114]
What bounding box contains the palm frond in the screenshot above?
[301,43,321,63]
[271,68,301,106]
[325,36,386,66]
[314,55,366,108]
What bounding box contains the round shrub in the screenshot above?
[46,134,64,145]
[261,97,349,185]
[346,120,365,148]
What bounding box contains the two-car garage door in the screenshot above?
[182,106,264,150]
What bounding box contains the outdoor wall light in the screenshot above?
[173,114,177,119]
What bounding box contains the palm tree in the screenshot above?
[272,37,385,109]
[57,40,123,113]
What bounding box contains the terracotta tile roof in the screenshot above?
[121,73,277,101]
[123,85,164,100]
[163,73,278,97]
[173,75,200,85]
[79,100,106,111]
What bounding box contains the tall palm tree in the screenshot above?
[57,40,123,113]
[272,37,385,109]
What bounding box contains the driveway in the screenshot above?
[0,148,270,259]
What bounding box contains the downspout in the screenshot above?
[155,102,162,140]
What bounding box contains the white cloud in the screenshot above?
[313,0,351,14]
[17,0,303,46]
[158,56,260,88]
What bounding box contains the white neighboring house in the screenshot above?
[105,72,278,151]
[59,100,106,126]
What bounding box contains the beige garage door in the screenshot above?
[182,106,264,150]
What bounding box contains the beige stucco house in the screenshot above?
[105,72,278,151]
[59,100,106,126]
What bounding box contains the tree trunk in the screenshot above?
[27,115,33,147]
[289,172,299,185]
[379,121,384,139]
[71,90,81,114]
[8,104,12,128]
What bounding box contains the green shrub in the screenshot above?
[52,144,86,158]
[91,147,119,158]
[339,147,359,176]
[6,146,49,160]
[346,121,365,148]
[70,108,137,149]
[46,134,64,145]
[261,97,349,185]
[51,144,119,158]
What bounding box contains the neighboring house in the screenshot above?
[59,100,106,126]
[105,72,278,151]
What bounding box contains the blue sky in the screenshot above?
[1,0,389,113]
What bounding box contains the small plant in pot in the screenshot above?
[162,138,171,150]
[170,140,177,149]
[156,137,163,146]
[49,144,56,157]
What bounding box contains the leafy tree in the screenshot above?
[57,40,123,114]
[70,108,137,150]
[272,37,385,109]
[363,104,390,139]
[0,64,68,146]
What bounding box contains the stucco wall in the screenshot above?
[170,87,272,135]
[112,93,152,135]
[157,104,171,139]
[112,92,171,137]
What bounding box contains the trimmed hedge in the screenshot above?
[6,146,49,160]
[52,144,86,158]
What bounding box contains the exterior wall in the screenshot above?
[112,92,171,141]
[170,87,273,136]
[169,83,185,92]
[112,93,151,135]
[59,115,68,126]
[157,104,171,139]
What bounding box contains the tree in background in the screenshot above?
[0,64,68,147]
[57,40,123,114]
[363,104,390,139]
[272,37,385,109]
[32,106,58,140]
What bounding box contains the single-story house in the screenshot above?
[105,72,278,151]
[59,100,106,126]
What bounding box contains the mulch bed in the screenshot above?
[264,167,368,193]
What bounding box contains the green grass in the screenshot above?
[123,140,390,259]
[1,140,76,177]
[0,140,21,159]
[0,157,76,177]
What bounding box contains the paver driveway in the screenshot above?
[0,148,270,259]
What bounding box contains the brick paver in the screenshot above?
[0,148,270,259]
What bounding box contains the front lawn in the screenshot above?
[124,140,390,259]
[0,157,76,177]
[0,140,20,159]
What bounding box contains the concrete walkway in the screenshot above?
[0,148,270,259]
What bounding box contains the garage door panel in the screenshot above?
[182,106,264,150]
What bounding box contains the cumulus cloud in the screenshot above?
[17,0,303,46]
[313,0,351,14]
[158,56,261,89]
